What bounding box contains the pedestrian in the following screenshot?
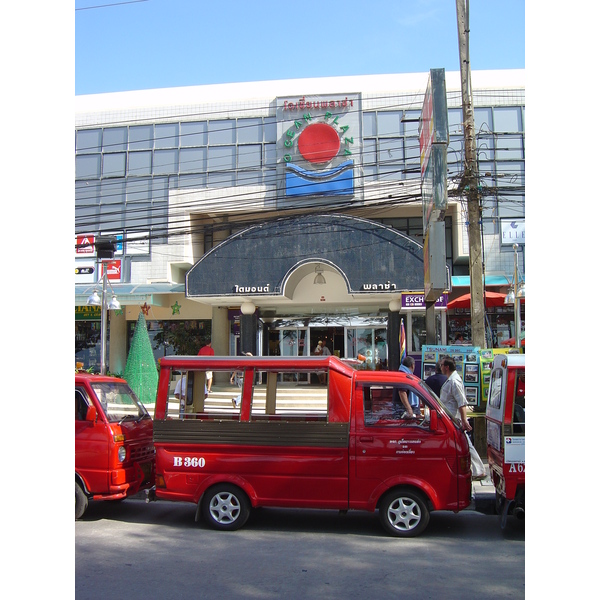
[197,340,215,393]
[398,356,421,417]
[439,357,472,432]
[230,352,252,408]
[424,360,447,398]
[318,340,331,384]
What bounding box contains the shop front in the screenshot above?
[186,213,450,373]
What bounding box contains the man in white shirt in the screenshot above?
[439,357,472,432]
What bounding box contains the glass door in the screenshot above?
[279,328,309,383]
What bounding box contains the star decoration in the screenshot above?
[140,302,150,316]
[171,301,181,315]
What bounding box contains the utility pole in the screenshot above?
[456,0,485,348]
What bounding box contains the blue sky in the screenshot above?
[75,0,524,95]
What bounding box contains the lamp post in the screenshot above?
[504,243,525,349]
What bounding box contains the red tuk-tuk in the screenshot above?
[485,354,525,528]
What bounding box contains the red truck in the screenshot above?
[485,354,525,528]
[75,372,155,519]
[152,355,472,537]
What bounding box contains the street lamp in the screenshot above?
[504,243,525,349]
[86,237,120,375]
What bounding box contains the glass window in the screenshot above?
[207,171,235,187]
[237,170,262,186]
[126,177,151,203]
[208,119,235,145]
[180,147,206,173]
[378,111,403,136]
[128,151,152,175]
[76,154,101,179]
[363,112,377,137]
[208,146,235,171]
[494,107,521,133]
[477,135,494,161]
[129,125,153,150]
[180,121,207,147]
[102,127,127,152]
[153,149,178,174]
[264,143,276,167]
[404,110,421,137]
[76,129,102,154]
[238,144,262,169]
[495,135,523,160]
[447,108,463,135]
[378,138,404,164]
[474,108,492,134]
[363,139,377,165]
[101,178,125,204]
[238,118,262,144]
[404,136,420,163]
[378,166,404,181]
[362,384,428,426]
[154,123,179,149]
[179,173,206,188]
[264,117,277,142]
[102,153,126,178]
[411,313,442,351]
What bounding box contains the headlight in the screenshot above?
[118,446,127,462]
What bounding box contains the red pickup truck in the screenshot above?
[75,372,155,519]
[152,355,472,537]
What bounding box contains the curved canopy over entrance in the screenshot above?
[186,214,430,308]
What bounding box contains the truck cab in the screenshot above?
[75,372,155,519]
[485,354,525,527]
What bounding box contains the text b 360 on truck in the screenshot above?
[151,355,472,537]
[75,372,155,519]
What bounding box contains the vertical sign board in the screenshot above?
[276,94,362,209]
[420,69,449,301]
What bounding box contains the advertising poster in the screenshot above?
[422,345,481,407]
[480,347,523,404]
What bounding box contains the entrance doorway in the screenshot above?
[310,327,344,358]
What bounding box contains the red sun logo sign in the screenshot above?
[297,123,340,164]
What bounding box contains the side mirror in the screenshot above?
[429,409,439,432]
[86,405,97,423]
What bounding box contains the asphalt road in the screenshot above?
[76,497,524,600]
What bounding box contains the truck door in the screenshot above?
[75,386,110,492]
[351,382,451,506]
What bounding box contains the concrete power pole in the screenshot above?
[456,0,485,348]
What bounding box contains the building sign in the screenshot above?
[75,262,96,284]
[101,260,122,282]
[401,291,448,309]
[76,234,94,256]
[420,69,449,303]
[276,94,361,208]
[500,219,525,245]
[76,305,101,321]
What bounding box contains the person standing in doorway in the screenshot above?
[439,357,472,432]
[198,340,215,393]
[318,340,331,384]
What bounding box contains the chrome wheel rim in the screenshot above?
[209,492,241,524]
[387,497,421,531]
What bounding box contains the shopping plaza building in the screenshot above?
[75,70,525,377]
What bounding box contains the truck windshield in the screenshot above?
[91,381,149,422]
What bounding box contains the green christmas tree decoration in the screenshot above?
[124,312,158,405]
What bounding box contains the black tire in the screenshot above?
[201,484,250,531]
[75,482,88,520]
[378,488,430,537]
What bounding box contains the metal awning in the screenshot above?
[74,282,185,306]
[451,275,510,288]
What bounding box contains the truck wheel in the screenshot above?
[379,489,429,537]
[201,484,250,531]
[75,482,88,520]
